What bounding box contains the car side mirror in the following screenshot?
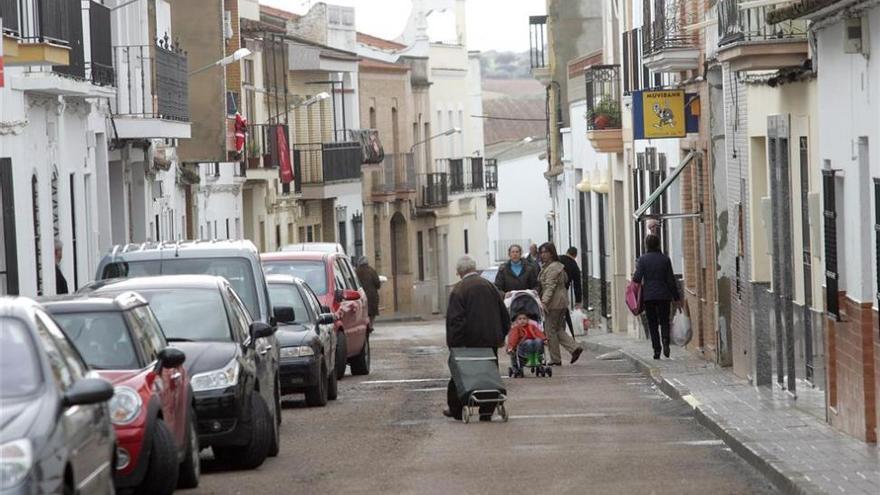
[274,306,295,324]
[63,378,114,408]
[157,347,186,371]
[250,321,275,341]
[342,289,361,301]
[318,313,335,325]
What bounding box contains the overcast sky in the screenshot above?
[260,0,545,53]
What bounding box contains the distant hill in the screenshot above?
[480,50,532,79]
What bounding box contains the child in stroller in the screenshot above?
[507,311,551,377]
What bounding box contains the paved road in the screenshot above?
[192,321,778,495]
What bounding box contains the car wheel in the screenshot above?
[133,420,179,495]
[327,358,339,401]
[335,332,348,380]
[177,407,200,489]
[350,333,370,376]
[213,393,271,470]
[304,358,329,407]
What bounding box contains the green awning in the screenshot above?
[632,150,696,220]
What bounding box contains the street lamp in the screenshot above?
[410,127,461,154]
[189,48,252,76]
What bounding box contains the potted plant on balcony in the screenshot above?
[246,139,261,169]
[591,97,621,130]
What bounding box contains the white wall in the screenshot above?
[197,164,243,240]
[815,7,880,304]
[488,150,552,264]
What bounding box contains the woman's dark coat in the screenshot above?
[494,261,539,293]
[356,263,381,317]
[632,251,680,302]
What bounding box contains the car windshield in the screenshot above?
[268,283,311,324]
[263,261,328,295]
[0,317,42,398]
[137,289,232,342]
[101,257,259,320]
[52,312,139,370]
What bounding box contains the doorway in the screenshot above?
[390,212,409,313]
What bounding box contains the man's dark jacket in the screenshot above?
[559,255,582,304]
[446,273,510,348]
[633,251,680,302]
[494,261,538,293]
[55,265,68,295]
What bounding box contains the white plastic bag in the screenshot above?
[671,311,692,347]
[571,308,588,336]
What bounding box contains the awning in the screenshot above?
[632,150,697,220]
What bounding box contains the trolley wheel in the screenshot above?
[546,367,552,378]
[516,369,524,378]
[462,406,471,424]
[530,366,536,374]
[498,403,509,422]
[508,367,514,378]
[537,369,544,377]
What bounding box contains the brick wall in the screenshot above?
[827,295,878,443]
[225,0,241,95]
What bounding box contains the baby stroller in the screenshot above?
[504,290,552,378]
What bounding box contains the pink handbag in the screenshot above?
[625,281,643,315]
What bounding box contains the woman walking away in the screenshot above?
[632,234,681,359]
[537,242,584,366]
[355,256,381,329]
[494,244,539,296]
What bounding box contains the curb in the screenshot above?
[583,340,825,495]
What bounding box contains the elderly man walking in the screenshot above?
[444,256,511,421]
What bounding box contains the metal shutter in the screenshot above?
[823,170,839,320]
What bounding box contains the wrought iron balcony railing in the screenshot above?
[113,42,189,120]
[246,124,288,169]
[371,153,416,196]
[437,157,485,194]
[529,15,547,69]
[417,173,449,209]
[294,141,362,186]
[647,0,695,54]
[586,65,621,131]
[717,0,808,47]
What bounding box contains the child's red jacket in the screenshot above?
[506,321,547,352]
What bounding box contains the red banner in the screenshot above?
[276,125,293,184]
[0,56,5,88]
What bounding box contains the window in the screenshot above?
[35,311,87,383]
[338,221,347,252]
[141,288,234,342]
[129,306,166,363]
[264,260,329,295]
[34,315,75,390]
[336,257,357,289]
[417,231,425,281]
[464,229,469,254]
[52,311,139,369]
[32,175,42,296]
[392,107,400,154]
[268,283,312,324]
[227,288,252,340]
[0,317,42,398]
[307,225,314,242]
[823,169,840,320]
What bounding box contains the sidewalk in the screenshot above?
[580,332,880,495]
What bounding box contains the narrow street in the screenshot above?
[192,321,777,494]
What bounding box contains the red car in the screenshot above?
[261,251,371,379]
[43,292,199,494]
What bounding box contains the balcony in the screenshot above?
[246,124,287,170]
[438,157,485,195]
[716,0,809,71]
[11,1,115,97]
[416,173,449,211]
[528,15,550,83]
[585,64,623,154]
[112,40,190,139]
[370,152,416,201]
[1,0,71,67]
[294,141,362,198]
[643,0,700,72]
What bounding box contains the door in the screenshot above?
[303,284,335,371]
[34,311,113,492]
[0,159,18,295]
[336,257,367,352]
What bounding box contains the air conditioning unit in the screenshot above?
[844,17,869,55]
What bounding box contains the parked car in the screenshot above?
[42,292,199,493]
[80,275,278,470]
[94,239,282,456]
[0,297,116,495]
[266,275,338,406]
[279,242,346,254]
[261,251,371,379]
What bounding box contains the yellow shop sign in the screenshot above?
[633,90,689,140]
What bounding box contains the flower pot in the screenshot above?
[247,157,261,169]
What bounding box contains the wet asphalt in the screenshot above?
[190,320,778,495]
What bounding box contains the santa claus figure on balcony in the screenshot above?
[234,112,248,159]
